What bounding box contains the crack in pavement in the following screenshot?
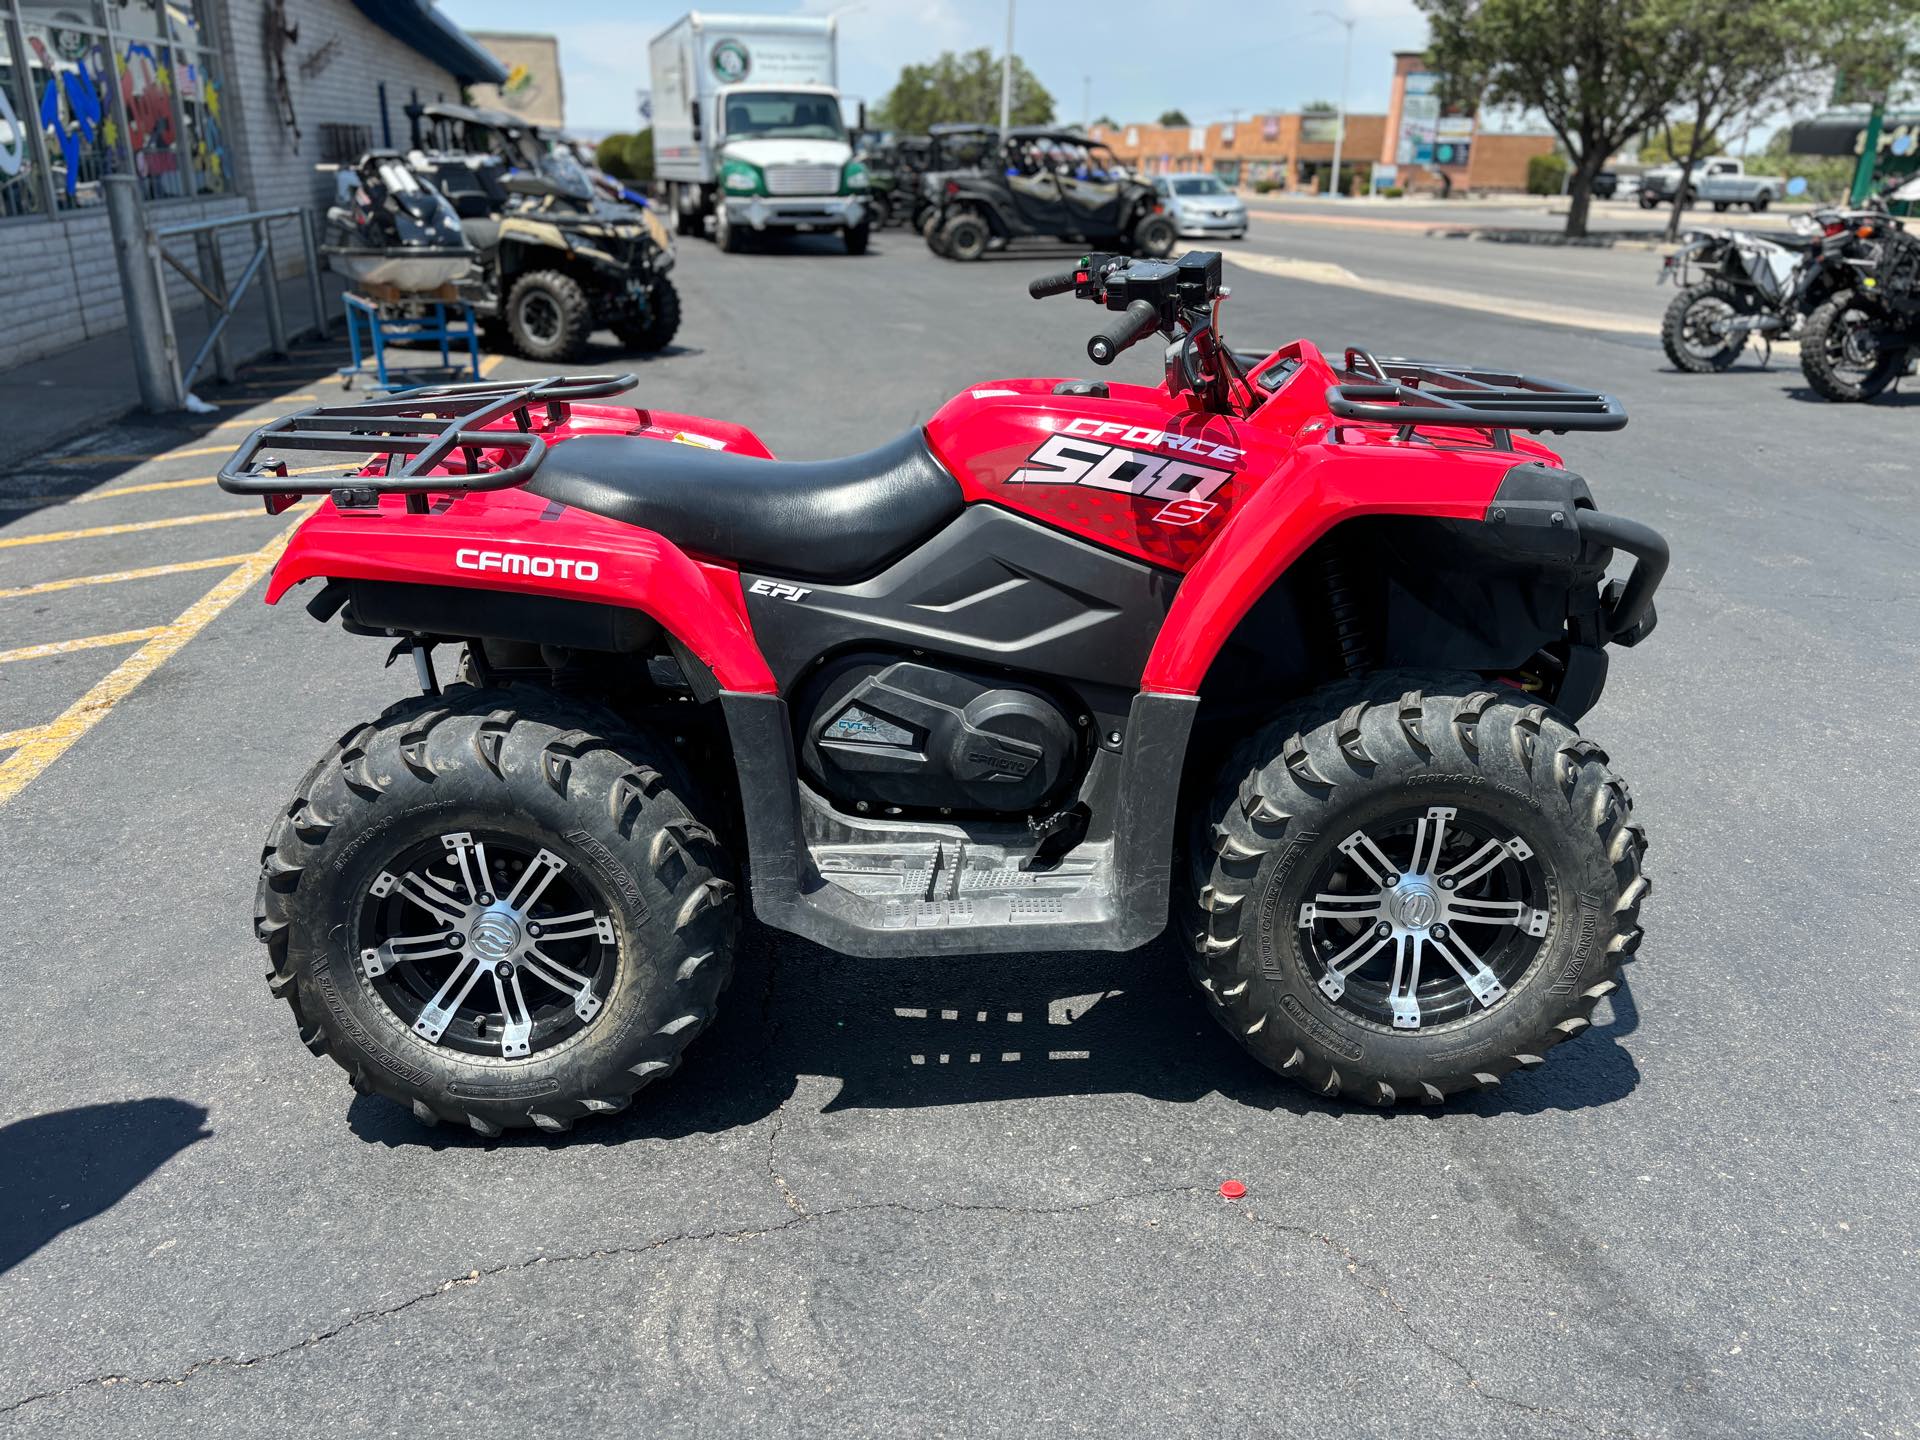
[1238,1205,1648,1440]
[0,1184,1206,1419]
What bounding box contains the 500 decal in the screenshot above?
[455,548,600,581]
[1005,421,1239,527]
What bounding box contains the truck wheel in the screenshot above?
[714,205,743,253]
[254,688,737,1134]
[1712,200,1730,213]
[668,186,692,237]
[1185,675,1647,1106]
[1133,212,1177,258]
[1800,293,1902,402]
[613,277,681,353]
[1660,281,1748,372]
[939,211,989,261]
[1639,193,1658,210]
[1751,193,1770,213]
[506,270,593,363]
[843,220,871,255]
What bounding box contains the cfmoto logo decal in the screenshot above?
[1005,426,1236,528]
[710,38,750,82]
[455,548,600,581]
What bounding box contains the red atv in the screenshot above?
[222,251,1664,1134]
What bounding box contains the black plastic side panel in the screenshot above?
[343,580,658,653]
[742,506,1183,700]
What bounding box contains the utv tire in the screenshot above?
[843,220,871,255]
[614,277,682,353]
[1133,212,1177,258]
[940,212,990,261]
[1185,675,1648,1106]
[506,270,594,363]
[1800,293,1902,402]
[254,687,738,1134]
[1660,281,1748,372]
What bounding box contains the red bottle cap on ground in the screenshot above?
[1219,1180,1247,1200]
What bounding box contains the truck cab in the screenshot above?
[650,12,870,255]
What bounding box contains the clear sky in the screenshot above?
[439,0,1433,134]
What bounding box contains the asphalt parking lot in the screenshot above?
[2,220,1916,1439]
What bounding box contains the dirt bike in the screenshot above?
[219,250,1666,1134]
[1799,209,1920,401]
[1658,208,1877,372]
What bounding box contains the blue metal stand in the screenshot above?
[337,292,482,391]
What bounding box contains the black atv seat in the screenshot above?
[525,430,965,582]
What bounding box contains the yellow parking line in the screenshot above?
[0,504,316,808]
[0,510,261,550]
[0,723,52,751]
[81,463,346,503]
[0,554,255,599]
[0,626,172,665]
[50,444,232,466]
[214,393,316,407]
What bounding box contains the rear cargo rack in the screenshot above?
[1326,350,1626,448]
[217,373,638,510]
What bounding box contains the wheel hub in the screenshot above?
[358,832,615,1060]
[1299,805,1551,1032]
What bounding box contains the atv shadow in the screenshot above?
[346,927,1643,1150]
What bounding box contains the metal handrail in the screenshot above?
[105,177,332,412]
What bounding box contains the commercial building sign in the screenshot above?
[468,33,566,128]
[1396,72,1439,164]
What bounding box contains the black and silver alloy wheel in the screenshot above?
[256,688,737,1134]
[1299,806,1549,1031]
[1187,674,1649,1105]
[357,832,618,1061]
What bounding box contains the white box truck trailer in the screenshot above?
[650,12,870,254]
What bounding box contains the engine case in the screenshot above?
[796,656,1080,816]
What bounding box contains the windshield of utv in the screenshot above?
[723,92,846,142]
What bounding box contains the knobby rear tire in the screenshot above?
[1800,293,1902,402]
[1660,281,1748,373]
[254,686,737,1135]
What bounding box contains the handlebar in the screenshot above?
[1087,298,1162,365]
[1027,268,1081,299]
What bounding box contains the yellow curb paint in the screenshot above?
[0,554,255,599]
[0,510,262,550]
[0,626,172,665]
[0,505,314,808]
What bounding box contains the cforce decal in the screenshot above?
[1005,417,1240,527]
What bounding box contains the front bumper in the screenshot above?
[723,195,867,231]
[1174,210,1248,237]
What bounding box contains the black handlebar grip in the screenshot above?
[1028,269,1081,299]
[1086,299,1161,365]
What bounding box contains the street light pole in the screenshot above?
[1314,9,1355,197]
[999,0,1015,136]
[1083,74,1091,130]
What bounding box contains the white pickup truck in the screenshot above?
[1640,156,1786,213]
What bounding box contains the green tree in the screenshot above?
[623,128,654,184]
[595,132,636,178]
[1636,119,1722,167]
[1157,108,1190,126]
[873,49,1055,132]
[1092,113,1119,128]
[1300,98,1338,113]
[1417,0,1686,236]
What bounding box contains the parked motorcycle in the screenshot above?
[1800,207,1920,400]
[1658,209,1879,371]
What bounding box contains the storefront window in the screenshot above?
[3,0,229,215]
[19,18,119,209]
[0,21,48,217]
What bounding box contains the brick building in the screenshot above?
[0,0,505,371]
[1090,55,1553,197]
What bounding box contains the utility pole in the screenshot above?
[1083,74,1091,130]
[999,0,1015,136]
[1314,8,1355,197]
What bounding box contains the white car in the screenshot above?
[1153,175,1248,240]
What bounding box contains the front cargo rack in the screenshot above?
[217,373,638,511]
[1326,350,1626,448]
